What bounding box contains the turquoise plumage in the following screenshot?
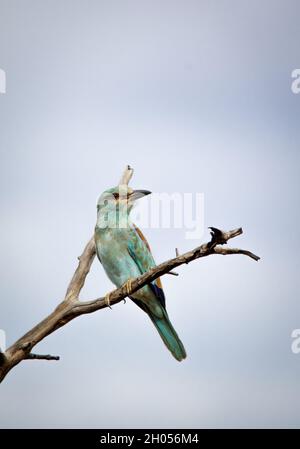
[94,185,186,361]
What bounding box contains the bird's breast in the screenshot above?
[95,227,139,288]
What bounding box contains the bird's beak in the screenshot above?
[130,189,152,201]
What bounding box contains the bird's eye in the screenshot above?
[113,193,119,200]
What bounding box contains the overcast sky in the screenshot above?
[0,0,299,428]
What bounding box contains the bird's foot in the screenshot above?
[104,292,113,309]
[123,278,134,296]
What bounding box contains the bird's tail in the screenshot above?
[147,308,187,362]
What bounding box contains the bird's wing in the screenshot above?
[94,228,102,264]
[127,224,166,309]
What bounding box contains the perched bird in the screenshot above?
[94,184,186,361]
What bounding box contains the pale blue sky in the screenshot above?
[0,0,299,428]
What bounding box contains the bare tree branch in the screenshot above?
[213,246,260,261]
[68,227,259,316]
[25,353,60,361]
[0,166,260,383]
[0,351,6,365]
[119,164,134,186]
[64,237,96,302]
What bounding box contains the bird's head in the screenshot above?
[96,185,151,227]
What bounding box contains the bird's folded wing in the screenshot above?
[127,224,166,309]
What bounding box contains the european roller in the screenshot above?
[94,185,186,361]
